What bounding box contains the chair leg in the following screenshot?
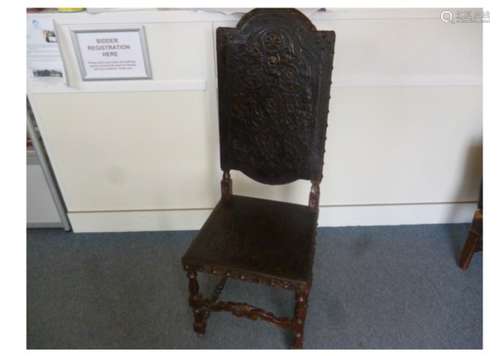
[187,271,209,335]
[459,229,481,270]
[292,286,310,349]
[459,210,483,271]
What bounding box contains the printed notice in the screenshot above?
[73,29,152,80]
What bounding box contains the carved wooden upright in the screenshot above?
[181,8,335,348]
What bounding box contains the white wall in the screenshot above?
[27,9,482,232]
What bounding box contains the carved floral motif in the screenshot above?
[217,9,334,184]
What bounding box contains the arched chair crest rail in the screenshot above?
[181,8,336,348]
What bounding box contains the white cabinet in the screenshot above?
[27,154,62,228]
[27,104,70,230]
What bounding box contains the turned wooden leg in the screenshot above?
[459,229,481,270]
[187,271,209,335]
[292,286,310,349]
[459,210,483,270]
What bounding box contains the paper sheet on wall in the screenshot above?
[27,16,65,80]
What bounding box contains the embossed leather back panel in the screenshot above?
[216,9,335,185]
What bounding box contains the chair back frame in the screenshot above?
[216,8,336,208]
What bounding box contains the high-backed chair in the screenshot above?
[181,8,335,348]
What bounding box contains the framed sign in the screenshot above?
[71,27,152,81]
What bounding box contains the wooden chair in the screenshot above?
[459,182,483,270]
[181,8,335,348]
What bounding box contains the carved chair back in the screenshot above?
[216,9,335,203]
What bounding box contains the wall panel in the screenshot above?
[27,9,482,232]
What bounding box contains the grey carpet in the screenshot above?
[27,224,482,349]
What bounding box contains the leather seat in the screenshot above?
[182,195,317,284]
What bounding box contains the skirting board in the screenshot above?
[67,202,476,233]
